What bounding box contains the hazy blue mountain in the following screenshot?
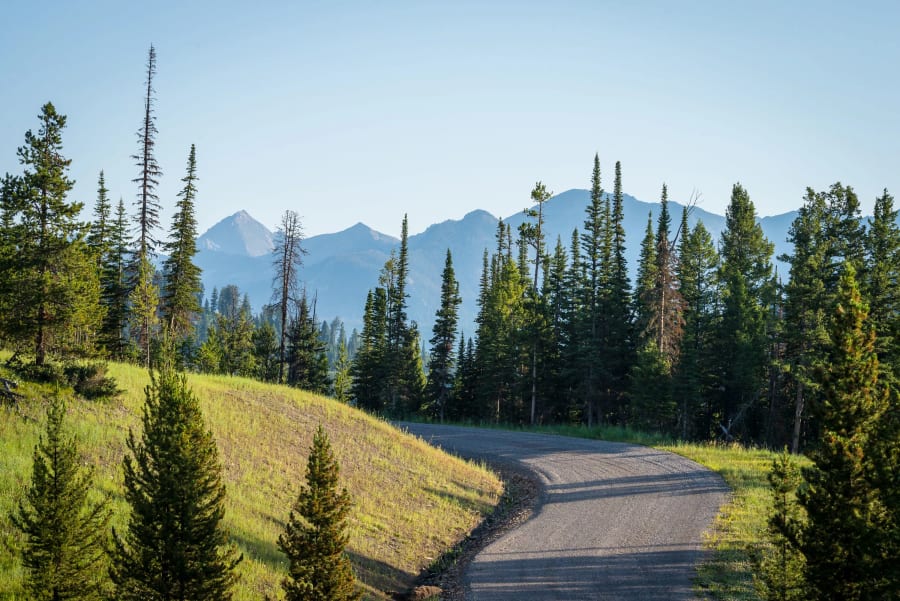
[194,191,803,335]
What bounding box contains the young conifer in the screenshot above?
[111,369,241,600]
[278,425,361,601]
[13,398,110,600]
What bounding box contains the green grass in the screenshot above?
[0,361,502,600]
[435,421,793,601]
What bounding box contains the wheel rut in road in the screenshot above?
[401,424,729,601]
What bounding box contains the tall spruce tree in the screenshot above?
[675,213,719,439]
[799,263,893,600]
[161,144,202,339]
[780,189,832,452]
[87,170,112,271]
[350,288,388,412]
[426,249,462,422]
[111,369,241,600]
[100,197,131,357]
[605,160,633,419]
[580,156,608,427]
[129,255,160,367]
[521,182,551,424]
[278,425,361,601]
[13,398,110,601]
[715,183,774,441]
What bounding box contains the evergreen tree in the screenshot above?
[272,210,306,382]
[111,369,241,600]
[605,160,634,419]
[425,249,462,421]
[798,264,894,600]
[579,156,608,427]
[648,184,684,366]
[132,45,162,260]
[13,398,110,601]
[161,144,202,339]
[332,339,352,403]
[350,289,388,412]
[99,197,131,357]
[87,170,112,271]
[286,294,331,394]
[129,255,160,368]
[674,214,719,439]
[864,189,900,379]
[756,450,806,601]
[278,425,361,601]
[251,321,280,382]
[634,213,658,341]
[715,183,774,441]
[214,285,256,377]
[780,189,832,452]
[0,102,98,364]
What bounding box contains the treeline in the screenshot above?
[0,47,354,399]
[352,154,900,450]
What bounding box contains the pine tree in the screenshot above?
[350,288,388,412]
[111,369,241,600]
[605,160,634,419]
[132,45,162,260]
[12,398,110,600]
[0,102,98,364]
[426,249,462,421]
[278,425,361,601]
[161,144,202,339]
[332,339,352,403]
[286,294,331,394]
[272,210,306,382]
[129,255,160,367]
[87,170,112,271]
[634,213,658,341]
[715,183,774,441]
[756,450,806,601]
[251,321,281,382]
[674,214,719,439]
[864,189,900,379]
[214,285,256,377]
[579,156,608,427]
[799,263,892,600]
[780,189,832,452]
[99,198,131,357]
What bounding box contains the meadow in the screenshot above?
[0,361,502,600]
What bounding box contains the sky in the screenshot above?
[1,1,898,238]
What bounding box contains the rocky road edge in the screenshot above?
[391,461,543,601]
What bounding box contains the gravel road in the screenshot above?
[401,423,729,601]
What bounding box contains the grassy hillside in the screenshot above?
[0,362,502,600]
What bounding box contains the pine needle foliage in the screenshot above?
[111,369,241,601]
[12,397,110,601]
[278,425,361,601]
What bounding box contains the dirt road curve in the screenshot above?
[401,424,729,600]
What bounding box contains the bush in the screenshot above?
[64,362,121,401]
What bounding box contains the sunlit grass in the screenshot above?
[0,359,502,600]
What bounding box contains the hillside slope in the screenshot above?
[0,364,502,600]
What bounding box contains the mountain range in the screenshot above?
[195,189,804,335]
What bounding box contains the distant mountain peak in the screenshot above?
[197,210,274,257]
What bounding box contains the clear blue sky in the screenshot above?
[2,1,898,238]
